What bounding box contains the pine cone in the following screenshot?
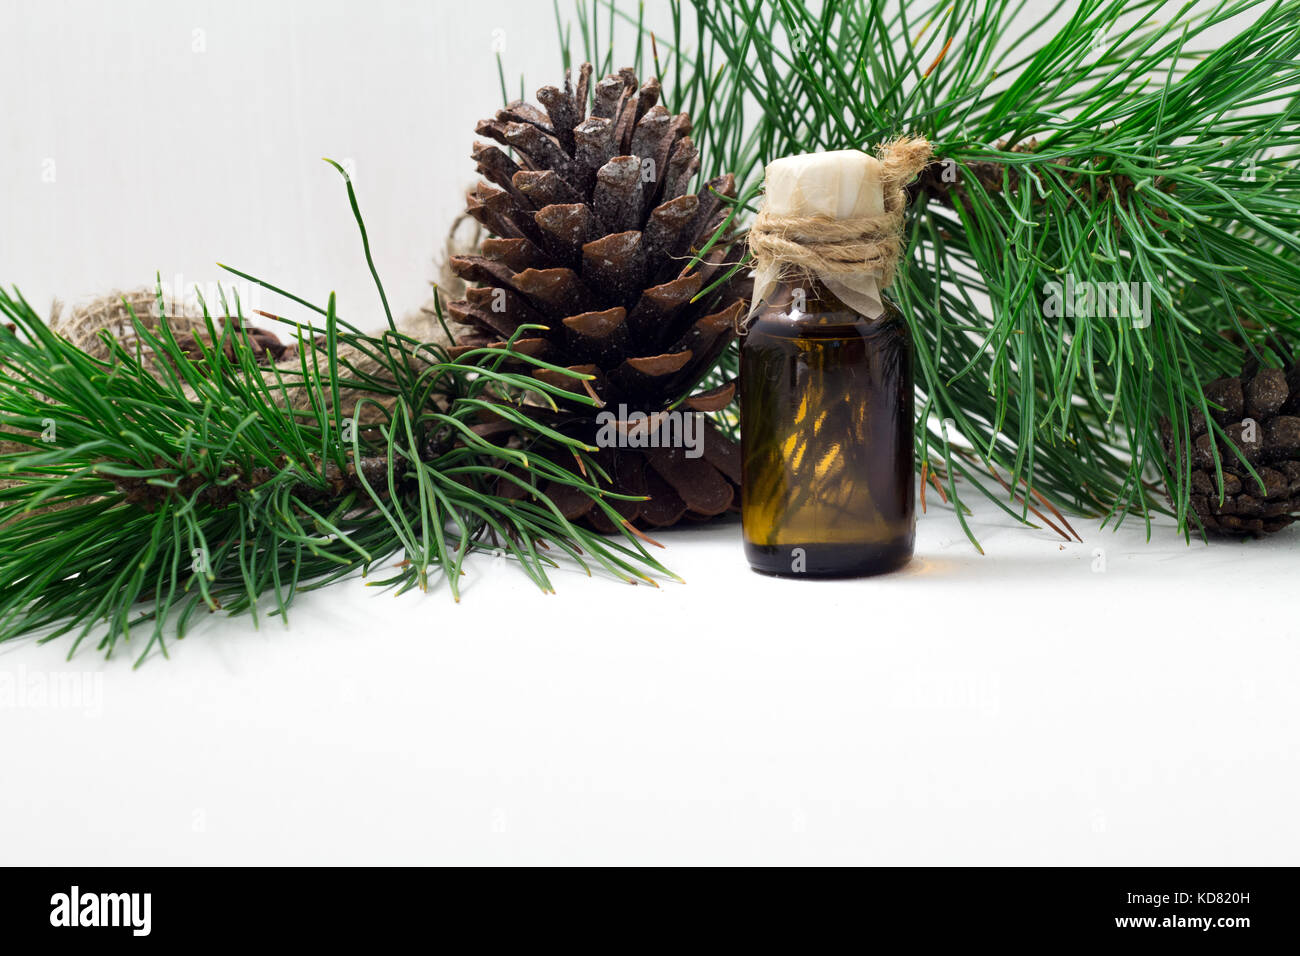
[1163,361,1300,536]
[447,63,745,531]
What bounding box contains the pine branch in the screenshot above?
[558,0,1300,542]
[110,455,391,511]
[0,285,674,662]
[1,156,689,661]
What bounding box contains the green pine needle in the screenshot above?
[559,0,1300,545]
[0,289,673,663]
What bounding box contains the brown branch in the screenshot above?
[908,139,1176,220]
[113,456,392,512]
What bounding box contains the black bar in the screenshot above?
[0,867,1290,944]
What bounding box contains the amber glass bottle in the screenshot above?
[741,279,914,577]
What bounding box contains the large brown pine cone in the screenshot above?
[1163,361,1300,536]
[446,63,746,532]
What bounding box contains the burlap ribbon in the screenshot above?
[747,136,933,319]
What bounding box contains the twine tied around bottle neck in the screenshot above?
[746,136,933,320]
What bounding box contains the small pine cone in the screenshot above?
[1163,361,1300,536]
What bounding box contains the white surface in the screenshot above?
[3,507,1298,866]
[2,1,1294,866]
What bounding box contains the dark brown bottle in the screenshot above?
[741,279,914,577]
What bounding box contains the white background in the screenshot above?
[2,1,1297,866]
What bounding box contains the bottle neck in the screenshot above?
[759,277,898,325]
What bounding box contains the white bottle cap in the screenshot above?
[752,149,889,319]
